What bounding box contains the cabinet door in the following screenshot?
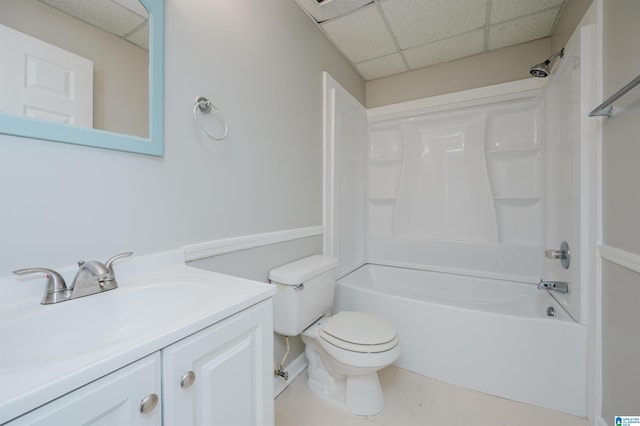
[163,300,274,426]
[8,353,161,426]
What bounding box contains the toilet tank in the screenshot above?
[269,255,338,336]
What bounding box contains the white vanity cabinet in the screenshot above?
[6,300,274,426]
[0,252,277,425]
[8,353,162,426]
[162,299,274,426]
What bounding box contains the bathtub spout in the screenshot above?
[538,280,569,294]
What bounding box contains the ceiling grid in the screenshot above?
[37,0,149,50]
[295,0,567,80]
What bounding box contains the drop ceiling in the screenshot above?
[294,0,567,80]
[37,0,149,50]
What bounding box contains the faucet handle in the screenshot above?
[105,252,133,273]
[98,252,132,291]
[544,241,571,269]
[13,268,69,304]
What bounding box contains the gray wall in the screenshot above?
[551,0,595,54]
[0,0,364,276]
[366,38,550,108]
[601,0,640,420]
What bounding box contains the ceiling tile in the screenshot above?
[126,22,149,50]
[39,0,145,36]
[381,0,487,49]
[356,54,408,80]
[294,0,373,23]
[292,0,570,81]
[404,29,485,70]
[488,8,560,50]
[321,5,397,63]
[112,0,148,18]
[490,0,565,24]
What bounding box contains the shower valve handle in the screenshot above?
[545,249,567,260]
[544,241,571,269]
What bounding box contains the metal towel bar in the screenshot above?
[589,73,640,117]
[193,96,229,140]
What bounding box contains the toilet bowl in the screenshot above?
[301,311,399,415]
[269,255,400,415]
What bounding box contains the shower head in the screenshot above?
[530,62,552,78]
[529,48,565,78]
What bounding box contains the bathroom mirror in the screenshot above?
[0,0,164,156]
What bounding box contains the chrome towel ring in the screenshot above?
[193,96,229,140]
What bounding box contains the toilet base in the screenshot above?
[305,348,385,416]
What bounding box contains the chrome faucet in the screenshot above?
[538,279,569,294]
[12,268,70,304]
[13,252,132,304]
[71,252,132,295]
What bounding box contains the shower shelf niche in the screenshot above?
[493,196,542,201]
[367,198,397,203]
[368,158,403,164]
[485,147,541,155]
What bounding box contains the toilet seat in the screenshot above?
[319,311,398,353]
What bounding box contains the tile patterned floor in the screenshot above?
[275,365,589,426]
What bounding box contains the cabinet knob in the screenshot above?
[181,370,196,389]
[139,393,159,415]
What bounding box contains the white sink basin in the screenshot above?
[0,279,218,374]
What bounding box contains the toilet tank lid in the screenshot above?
[269,255,338,285]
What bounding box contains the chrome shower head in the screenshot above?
[529,62,551,78]
[529,48,565,78]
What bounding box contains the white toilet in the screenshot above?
[269,255,399,416]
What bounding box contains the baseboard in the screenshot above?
[274,353,308,398]
[597,417,608,426]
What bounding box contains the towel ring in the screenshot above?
[193,96,229,140]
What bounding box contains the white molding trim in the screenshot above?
[599,244,640,275]
[274,353,307,398]
[183,226,324,261]
[597,417,608,426]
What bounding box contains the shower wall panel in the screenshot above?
[367,95,544,281]
[393,117,498,243]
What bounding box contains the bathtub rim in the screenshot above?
[350,258,540,286]
[336,261,577,323]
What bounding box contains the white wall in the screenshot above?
[0,0,364,277]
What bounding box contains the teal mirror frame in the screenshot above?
[0,0,164,156]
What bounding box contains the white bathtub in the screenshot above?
[334,264,587,417]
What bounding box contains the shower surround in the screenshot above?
[366,84,545,282]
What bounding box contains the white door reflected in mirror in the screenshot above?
[0,0,149,139]
[0,24,94,129]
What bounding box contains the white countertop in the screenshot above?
[0,249,275,424]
